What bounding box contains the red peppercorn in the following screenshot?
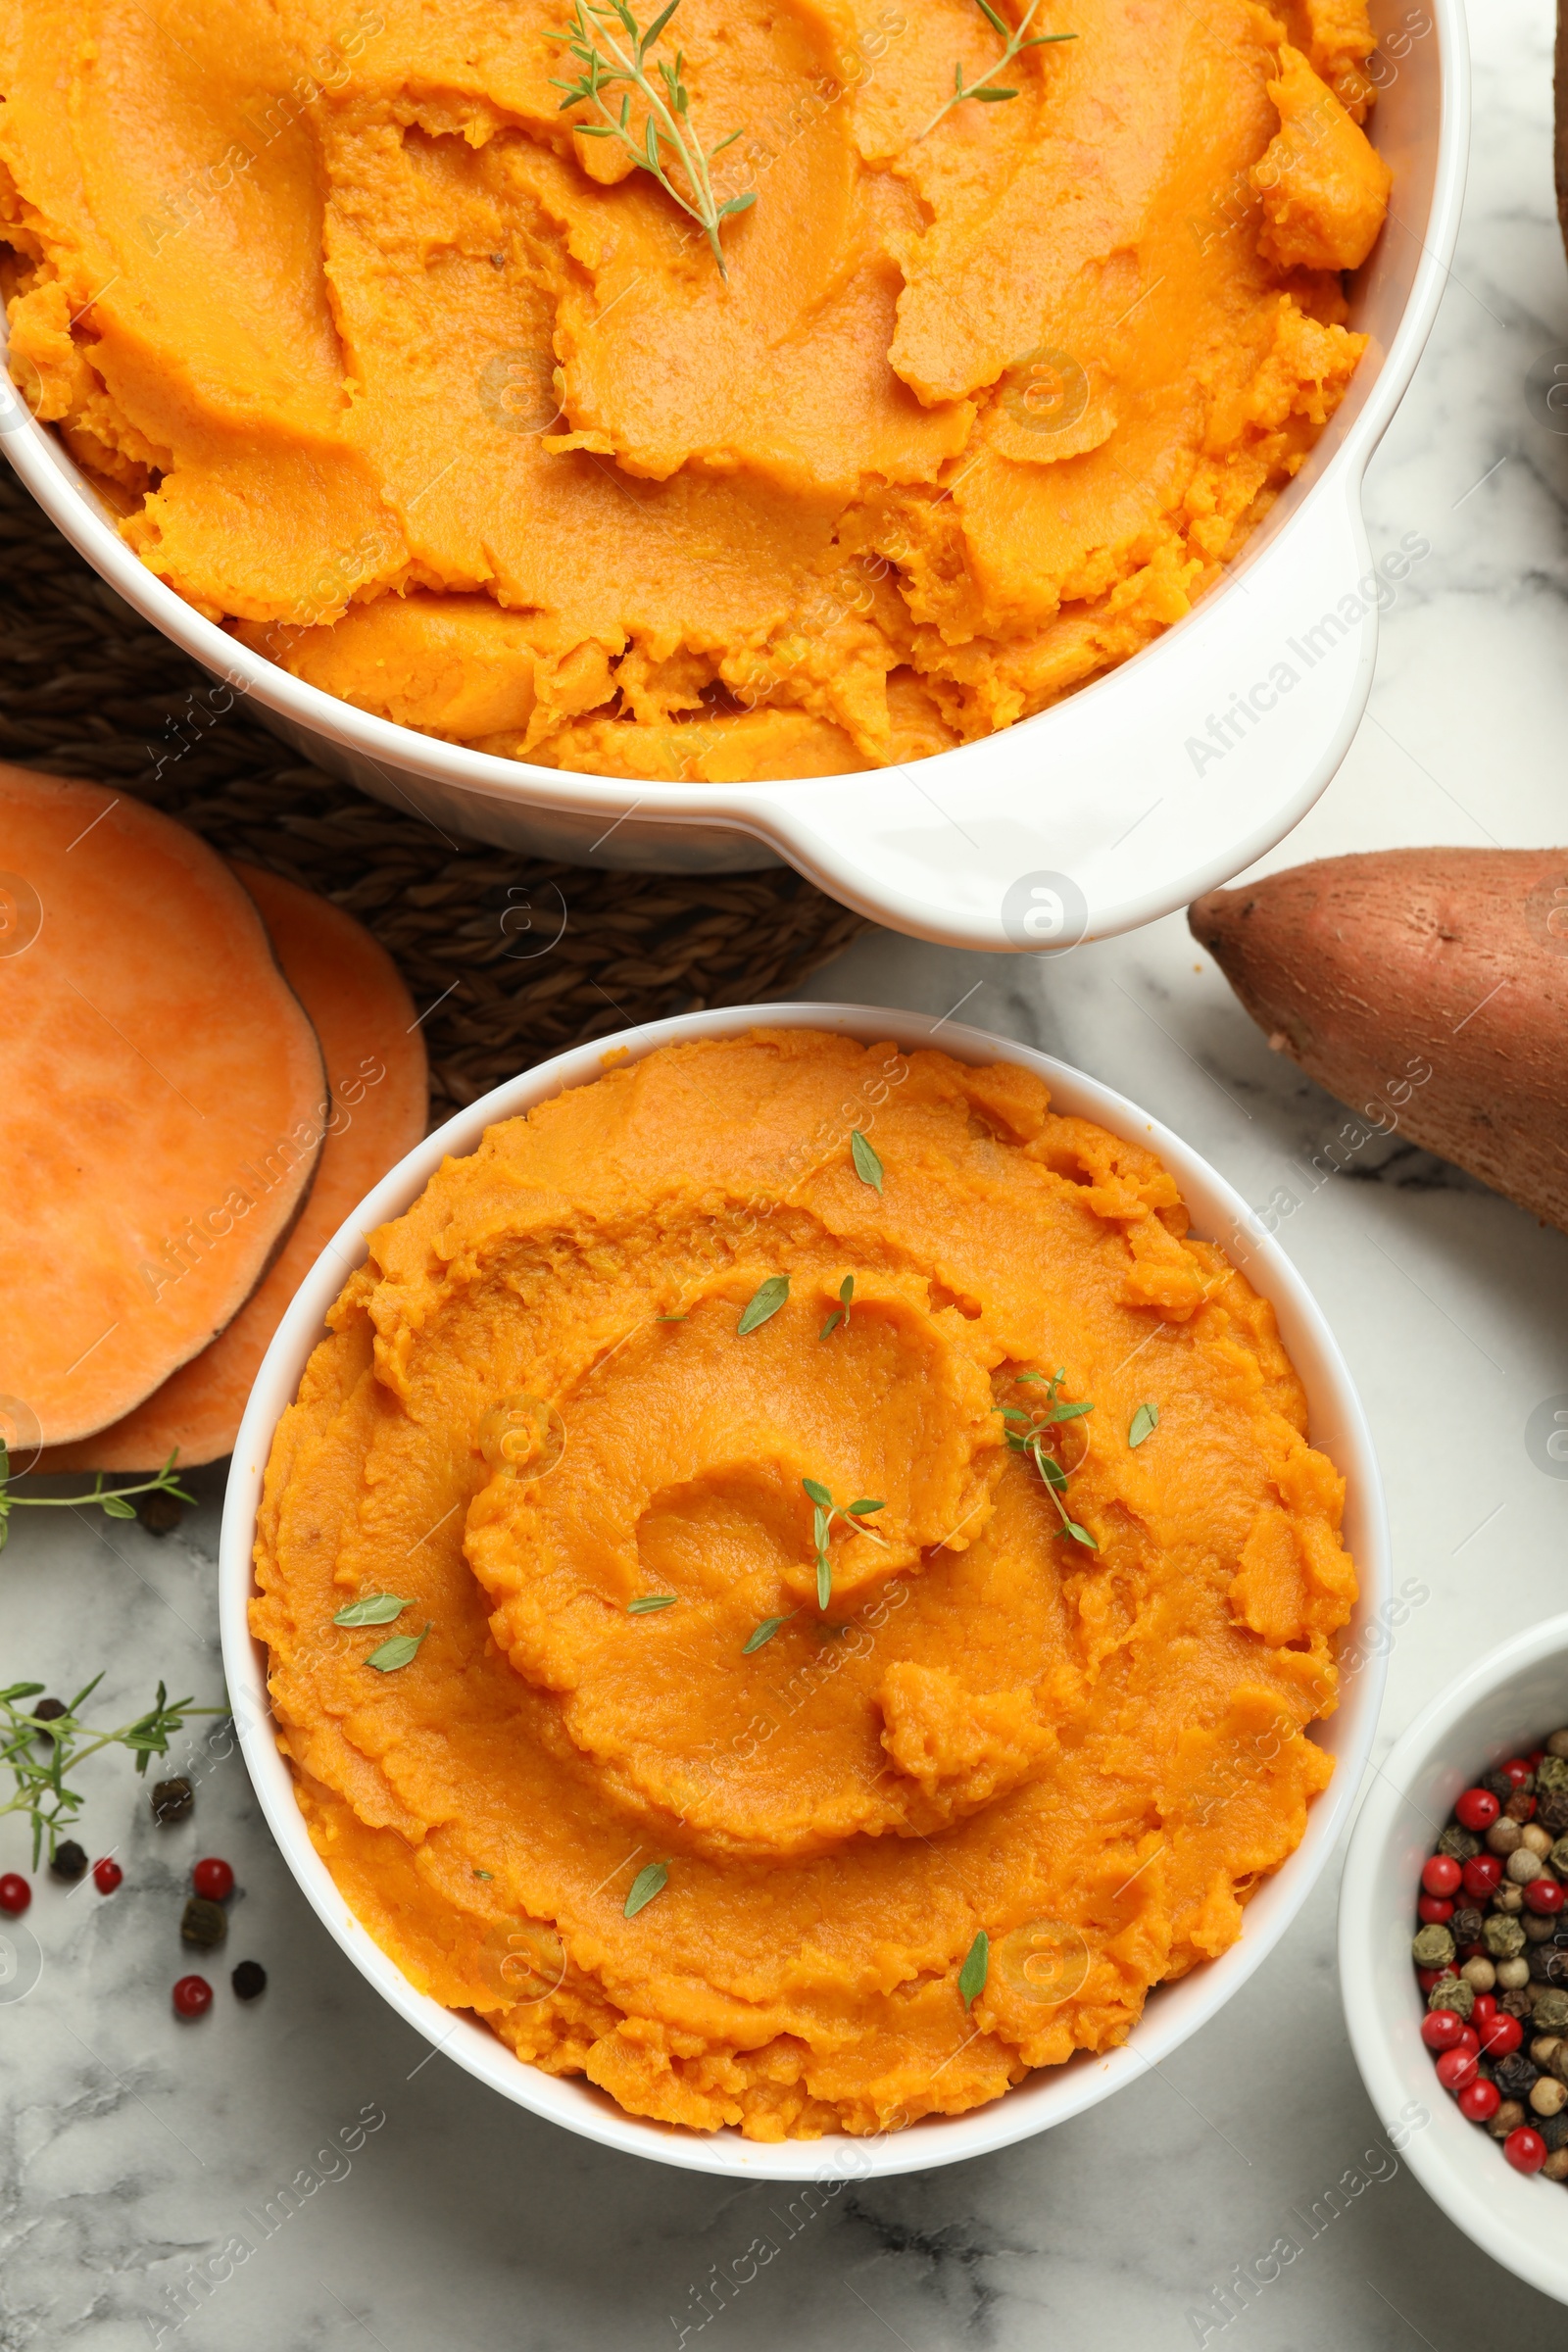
[1455,1787,1500,1832]
[1530,1750,1546,1771]
[1472,1993,1498,2033]
[1421,2008,1466,2051]
[172,1976,213,2020]
[1458,2078,1501,2123]
[1504,2126,1547,2174]
[1501,1759,1534,1788]
[1455,2027,1480,2055]
[1416,1966,1444,1992]
[1417,1895,1454,1925]
[1422,1854,1463,1897]
[1435,2047,1479,2092]
[91,1857,122,1895]
[1526,1877,1565,1915]
[191,1857,234,1902]
[0,1874,30,1916]
[1462,1854,1503,1900]
[1480,2011,1523,2058]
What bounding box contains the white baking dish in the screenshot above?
[0,2,1466,949]
[220,1002,1390,2179]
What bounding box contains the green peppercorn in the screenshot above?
[1412,1923,1457,1969]
[1429,1973,1475,2020]
[180,1896,226,1950]
[1538,1756,1568,1796]
[1534,1988,1568,2034]
[1483,1914,1528,1961]
[1437,1825,1484,1862]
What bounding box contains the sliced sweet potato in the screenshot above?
[0,767,326,1445]
[1190,849,1568,1232]
[42,863,428,1470]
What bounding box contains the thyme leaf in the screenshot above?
[546,0,754,278]
[628,1594,677,1613]
[919,0,1076,142]
[0,1446,195,1555]
[366,1623,431,1673]
[332,1592,413,1628]
[820,1274,855,1341]
[624,1859,668,1916]
[743,1611,795,1653]
[850,1130,884,1193]
[1129,1401,1158,1447]
[959,1927,990,2011]
[0,1679,224,1868]
[737,1275,789,1335]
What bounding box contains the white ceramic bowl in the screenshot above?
[220,1001,1389,2178]
[1341,1617,1568,2302]
[2,6,1466,949]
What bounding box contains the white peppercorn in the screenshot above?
[1497,1957,1532,1989]
[1490,2098,1528,2140]
[1489,1819,1525,1856]
[1521,1823,1554,1859]
[1547,1731,1568,1760]
[1495,1884,1526,1914]
[1532,2035,1564,2069]
[1544,2147,1568,2181]
[1532,2078,1568,2118]
[1507,1847,1542,1885]
[1461,1956,1497,1991]
[1525,1914,1559,1943]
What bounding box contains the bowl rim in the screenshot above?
[220,1001,1391,2179]
[0,0,1468,916]
[1340,1612,1568,2301]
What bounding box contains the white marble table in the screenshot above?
[5,0,1567,2340]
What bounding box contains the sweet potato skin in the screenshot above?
[41,863,427,1470]
[1190,849,1568,1233]
[0,766,326,1444]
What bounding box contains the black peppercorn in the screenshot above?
[151,1777,193,1826]
[136,1491,184,1536]
[180,1896,226,1949]
[1484,1771,1517,1803]
[231,1959,267,2001]
[1542,2110,1568,2153]
[1500,1988,1535,2018]
[1494,2051,1542,2101]
[1451,1907,1485,1946]
[48,1840,86,1882]
[1438,1825,1484,1861]
[1529,1945,1568,1984]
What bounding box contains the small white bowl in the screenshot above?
[220,1003,1390,2178]
[1341,1618,1568,2302]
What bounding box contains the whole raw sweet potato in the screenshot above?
[1189,849,1568,1233]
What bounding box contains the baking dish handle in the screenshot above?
[744,471,1390,954]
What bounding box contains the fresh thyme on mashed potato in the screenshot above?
[250,1029,1356,2140]
[0,0,1389,780]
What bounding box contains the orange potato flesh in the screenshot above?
[0,765,326,1447]
[253,1029,1355,2139]
[42,861,427,1470]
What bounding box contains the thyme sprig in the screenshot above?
[547,0,756,277]
[802,1478,885,1610]
[0,1677,223,1867]
[920,0,1076,141]
[0,1446,194,1554]
[999,1368,1098,1547]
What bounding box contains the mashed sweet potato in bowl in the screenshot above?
[220,1003,1390,2177]
[0,0,1463,944]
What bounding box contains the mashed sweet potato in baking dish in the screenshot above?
[251,1030,1356,2138]
[0,0,1389,780]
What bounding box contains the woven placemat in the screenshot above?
[0,466,867,1122]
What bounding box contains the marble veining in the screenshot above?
[4,1,1568,2341]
